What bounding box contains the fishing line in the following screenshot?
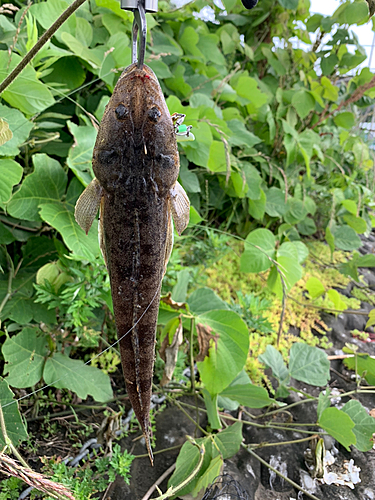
[1,283,162,410]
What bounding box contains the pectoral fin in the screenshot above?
[170,181,190,236]
[99,197,108,269]
[74,178,103,234]
[163,210,174,274]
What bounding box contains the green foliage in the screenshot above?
[42,444,134,500]
[1,0,375,494]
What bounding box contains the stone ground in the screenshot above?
[105,235,375,500]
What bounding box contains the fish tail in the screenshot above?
[144,424,154,466]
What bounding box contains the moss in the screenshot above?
[352,286,375,306]
[187,238,360,380]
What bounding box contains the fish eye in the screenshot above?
[97,149,119,165]
[115,104,128,120]
[148,107,161,123]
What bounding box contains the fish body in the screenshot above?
[75,63,190,464]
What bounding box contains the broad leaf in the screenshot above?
[240,228,275,273]
[0,52,54,115]
[289,343,330,386]
[342,400,375,452]
[259,345,290,385]
[2,328,47,388]
[333,225,361,251]
[0,378,28,446]
[196,310,249,395]
[43,353,113,402]
[7,154,67,221]
[220,381,274,408]
[0,104,33,156]
[0,159,23,204]
[305,277,325,299]
[344,354,375,385]
[188,287,228,315]
[67,122,97,186]
[213,422,243,459]
[39,201,99,259]
[319,407,356,451]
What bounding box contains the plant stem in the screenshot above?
[0,398,28,468]
[0,0,88,94]
[141,463,176,500]
[249,434,317,449]
[244,446,321,500]
[134,444,182,459]
[189,317,196,393]
[0,250,14,318]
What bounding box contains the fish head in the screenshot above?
[92,63,179,195]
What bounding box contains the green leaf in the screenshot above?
[0,159,23,204]
[317,390,331,420]
[292,90,315,120]
[305,277,325,299]
[333,225,362,251]
[30,0,76,43]
[234,76,268,109]
[147,59,173,79]
[278,0,299,9]
[227,120,262,147]
[325,226,335,258]
[344,354,375,385]
[297,217,317,236]
[0,104,33,157]
[196,310,249,395]
[334,112,355,129]
[43,352,113,402]
[67,122,97,186]
[192,455,223,497]
[268,255,303,297]
[289,343,330,386]
[278,241,309,264]
[343,214,367,234]
[7,154,67,222]
[248,188,266,220]
[319,407,356,451]
[220,380,274,408]
[188,287,228,315]
[258,345,290,385]
[179,164,200,193]
[207,141,227,173]
[0,378,28,446]
[184,122,213,168]
[168,437,208,496]
[240,228,275,273]
[39,201,99,259]
[171,269,190,303]
[340,1,369,24]
[2,328,47,388]
[202,388,221,429]
[342,199,358,215]
[265,187,287,217]
[243,163,262,200]
[213,422,243,459]
[327,289,347,311]
[0,51,54,115]
[342,399,375,452]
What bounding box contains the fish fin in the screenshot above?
[170,181,190,236]
[99,198,108,269]
[144,427,154,466]
[74,178,103,235]
[163,210,174,275]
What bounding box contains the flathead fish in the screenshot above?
[74,63,190,464]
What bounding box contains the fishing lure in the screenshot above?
[74,62,190,464]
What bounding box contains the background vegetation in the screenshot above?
[1,0,375,498]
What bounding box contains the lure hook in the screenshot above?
[132,0,147,69]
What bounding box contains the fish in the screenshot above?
[74,62,190,464]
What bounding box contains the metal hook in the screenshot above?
[132,0,147,69]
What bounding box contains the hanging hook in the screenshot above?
[132,0,147,69]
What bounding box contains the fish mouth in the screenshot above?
[119,63,158,84]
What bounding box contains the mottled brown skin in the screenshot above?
[92,63,179,461]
